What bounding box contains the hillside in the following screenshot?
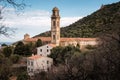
[34,1,120,38]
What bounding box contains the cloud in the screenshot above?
[0,8,82,42]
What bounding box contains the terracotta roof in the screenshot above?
[25,37,97,42]
[28,55,52,60]
[60,38,97,42]
[28,55,42,60]
[48,43,56,47]
[25,37,51,42]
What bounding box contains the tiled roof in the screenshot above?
[48,43,56,47]
[28,55,52,60]
[25,37,51,42]
[28,55,42,60]
[60,38,97,42]
[24,37,97,42]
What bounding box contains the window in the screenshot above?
[31,61,33,66]
[57,21,59,26]
[53,11,55,15]
[40,49,42,52]
[27,68,30,71]
[47,49,49,52]
[47,61,49,64]
[53,35,55,40]
[31,69,33,72]
[27,61,30,65]
[53,21,56,26]
[47,68,49,71]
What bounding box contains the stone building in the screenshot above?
[24,7,97,49]
[27,54,53,76]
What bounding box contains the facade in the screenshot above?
[51,7,60,46]
[27,54,53,76]
[37,44,56,56]
[23,7,98,49]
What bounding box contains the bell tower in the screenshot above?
[51,7,60,46]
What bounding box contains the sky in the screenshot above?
[0,0,119,42]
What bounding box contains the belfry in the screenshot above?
[51,7,60,46]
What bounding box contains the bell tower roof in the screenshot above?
[53,7,59,11]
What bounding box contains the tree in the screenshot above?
[24,44,32,56]
[3,46,12,57]
[0,0,26,36]
[49,45,81,65]
[17,72,29,80]
[35,39,42,47]
[1,43,7,46]
[14,41,25,55]
[34,71,47,80]
[14,41,32,56]
[0,58,12,80]
[10,54,21,63]
[49,46,63,65]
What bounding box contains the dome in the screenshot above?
[53,7,59,11]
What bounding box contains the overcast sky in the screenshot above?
[0,0,119,42]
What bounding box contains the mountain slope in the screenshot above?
[34,1,120,38]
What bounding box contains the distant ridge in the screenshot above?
[0,42,12,45]
[34,1,120,38]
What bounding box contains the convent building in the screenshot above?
[24,7,97,49]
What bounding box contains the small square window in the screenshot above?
[47,61,49,64]
[40,49,42,52]
[27,68,30,71]
[31,62,33,66]
[31,69,33,72]
[27,61,30,65]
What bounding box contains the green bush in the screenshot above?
[17,72,29,80]
[10,54,21,63]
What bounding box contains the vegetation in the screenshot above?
[1,43,7,46]
[34,1,120,38]
[14,41,32,56]
[0,0,26,37]
[0,56,12,80]
[10,54,21,63]
[33,2,120,80]
[0,1,120,80]
[3,46,12,57]
[49,45,81,65]
[35,39,42,47]
[17,72,29,80]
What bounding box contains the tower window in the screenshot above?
[57,21,59,26]
[53,35,55,40]
[53,21,56,27]
[53,11,55,15]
